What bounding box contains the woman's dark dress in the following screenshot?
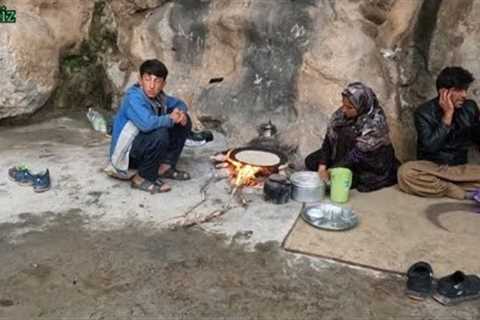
[305,126,399,192]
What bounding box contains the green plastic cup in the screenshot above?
[329,167,352,203]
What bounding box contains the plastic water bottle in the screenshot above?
[86,108,107,133]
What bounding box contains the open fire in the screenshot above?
[212,148,284,188]
[227,152,263,187]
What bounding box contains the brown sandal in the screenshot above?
[154,178,172,192]
[158,168,191,180]
[131,179,170,194]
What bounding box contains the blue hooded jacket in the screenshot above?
[110,83,188,157]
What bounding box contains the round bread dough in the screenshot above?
[234,150,281,166]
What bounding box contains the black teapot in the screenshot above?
[263,174,291,204]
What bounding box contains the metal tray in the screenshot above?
[301,203,359,231]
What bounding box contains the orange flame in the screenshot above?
[226,149,262,187]
[234,164,261,186]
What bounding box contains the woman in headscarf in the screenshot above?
[305,82,399,192]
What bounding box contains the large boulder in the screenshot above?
[0,0,93,119]
[0,12,58,119]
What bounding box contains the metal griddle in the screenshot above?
[227,146,288,171]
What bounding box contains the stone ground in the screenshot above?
[0,116,479,319]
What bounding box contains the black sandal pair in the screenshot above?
[406,261,480,305]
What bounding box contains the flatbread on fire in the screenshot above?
[234,150,281,166]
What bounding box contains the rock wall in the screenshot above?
[2,0,480,161]
[0,0,94,118]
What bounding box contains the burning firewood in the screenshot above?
[210,152,228,163]
[170,148,287,229]
[215,162,230,169]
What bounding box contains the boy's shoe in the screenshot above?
[200,130,214,142]
[406,261,434,300]
[188,130,214,142]
[185,139,207,147]
[433,271,480,305]
[32,169,51,193]
[185,130,213,147]
[8,165,35,186]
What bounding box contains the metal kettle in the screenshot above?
[258,120,277,138]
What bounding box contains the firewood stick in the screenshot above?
[175,209,220,228]
[238,190,249,207]
[159,175,215,224]
[227,186,239,209]
[179,204,242,229]
[168,175,244,229]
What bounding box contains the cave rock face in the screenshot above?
[2,0,480,161]
[113,0,395,156]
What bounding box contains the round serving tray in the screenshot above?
[301,203,359,231]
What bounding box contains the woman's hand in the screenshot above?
[317,164,330,182]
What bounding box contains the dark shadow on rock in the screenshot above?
[397,0,442,110]
[413,0,443,72]
[197,0,314,134]
[170,0,210,65]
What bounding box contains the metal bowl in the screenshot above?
[290,171,325,203]
[301,203,359,231]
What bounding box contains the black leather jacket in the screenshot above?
[415,98,480,165]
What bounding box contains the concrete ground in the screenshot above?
[0,116,479,319]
